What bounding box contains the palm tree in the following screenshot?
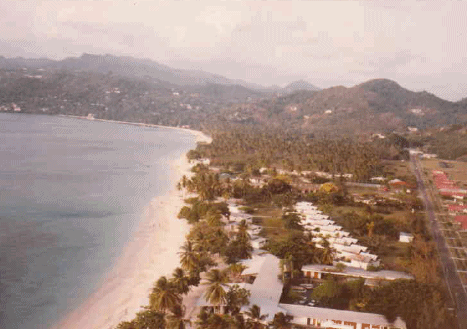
[228,263,246,283]
[149,276,182,313]
[245,304,268,329]
[230,313,248,329]
[271,312,293,329]
[225,284,250,316]
[195,308,211,328]
[178,241,201,273]
[204,268,229,312]
[166,304,191,329]
[170,267,190,295]
[319,238,336,265]
[205,313,233,329]
[133,308,166,329]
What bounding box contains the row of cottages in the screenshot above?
[295,202,380,270]
[197,253,407,329]
[432,171,467,230]
[301,264,414,287]
[432,170,467,200]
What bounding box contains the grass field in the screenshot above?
[383,160,415,180]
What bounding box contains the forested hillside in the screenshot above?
[1,54,466,135]
[221,79,467,134]
[0,68,263,129]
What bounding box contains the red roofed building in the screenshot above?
[454,215,467,230]
[432,170,458,190]
[448,204,467,214]
[440,191,466,200]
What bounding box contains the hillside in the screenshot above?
[409,124,467,160]
[1,53,466,135]
[220,79,467,134]
[0,67,264,129]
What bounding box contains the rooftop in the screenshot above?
[301,264,413,281]
[240,254,285,321]
[279,303,406,328]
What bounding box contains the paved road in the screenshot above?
[411,154,467,329]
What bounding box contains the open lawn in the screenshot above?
[378,241,411,271]
[383,160,415,180]
[458,272,467,285]
[459,232,467,245]
[454,258,467,271]
[260,217,288,239]
[451,248,467,259]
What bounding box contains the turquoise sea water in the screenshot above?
[0,113,195,329]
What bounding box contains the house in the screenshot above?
[388,179,408,189]
[448,204,467,215]
[399,232,414,243]
[454,215,467,230]
[440,190,466,200]
[279,303,407,329]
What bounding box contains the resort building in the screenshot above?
[197,252,408,329]
[279,303,407,329]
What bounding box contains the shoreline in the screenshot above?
[57,114,212,144]
[52,120,210,329]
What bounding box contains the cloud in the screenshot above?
[0,0,466,100]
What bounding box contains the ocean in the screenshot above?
[0,113,196,329]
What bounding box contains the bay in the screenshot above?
[0,113,195,329]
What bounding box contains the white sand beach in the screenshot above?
[52,129,210,329]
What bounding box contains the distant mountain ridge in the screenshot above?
[0,54,318,95]
[282,79,321,93]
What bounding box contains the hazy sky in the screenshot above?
[1,0,466,101]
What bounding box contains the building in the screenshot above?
[454,215,467,230]
[448,204,467,215]
[197,254,285,322]
[399,232,414,243]
[301,264,413,283]
[388,179,408,189]
[279,303,407,329]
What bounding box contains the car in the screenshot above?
[307,299,317,306]
[299,283,314,289]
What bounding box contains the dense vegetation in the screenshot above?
[218,79,467,134]
[190,128,384,180]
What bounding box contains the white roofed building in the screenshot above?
[279,303,407,329]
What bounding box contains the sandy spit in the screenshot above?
[52,128,210,329]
